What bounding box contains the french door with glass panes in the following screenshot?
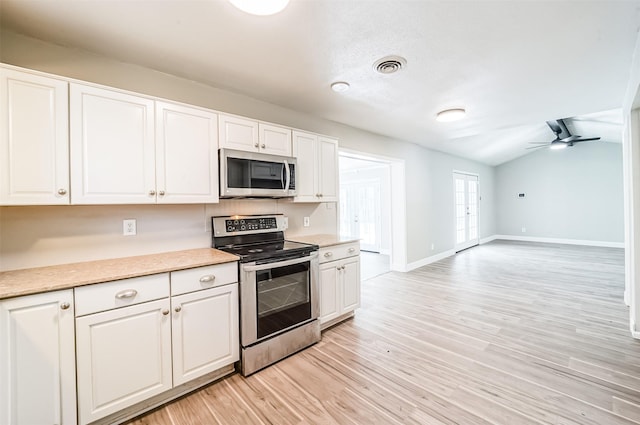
[339,180,381,252]
[453,172,479,252]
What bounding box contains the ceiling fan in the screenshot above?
[527,119,601,150]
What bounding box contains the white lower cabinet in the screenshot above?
[75,298,172,425]
[318,242,361,329]
[74,263,239,424]
[0,290,77,425]
[171,284,239,386]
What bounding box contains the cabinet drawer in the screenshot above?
[319,242,360,264]
[74,273,170,316]
[171,262,238,296]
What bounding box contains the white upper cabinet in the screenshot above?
[70,84,220,204]
[155,101,219,203]
[293,131,338,202]
[0,67,70,205]
[258,122,292,156]
[70,83,156,204]
[219,114,292,156]
[218,114,259,152]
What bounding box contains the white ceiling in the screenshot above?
[1,0,638,165]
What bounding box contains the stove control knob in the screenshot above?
[240,225,246,230]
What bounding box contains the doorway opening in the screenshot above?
[339,150,406,276]
[453,171,480,252]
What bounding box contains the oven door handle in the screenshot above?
[242,252,318,271]
[283,160,290,192]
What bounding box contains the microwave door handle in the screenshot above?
[283,160,291,192]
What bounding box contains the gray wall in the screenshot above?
[0,30,496,270]
[495,142,624,243]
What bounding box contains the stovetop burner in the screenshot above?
[211,215,318,263]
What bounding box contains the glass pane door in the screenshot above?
[453,172,480,252]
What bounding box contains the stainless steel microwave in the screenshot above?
[219,149,297,198]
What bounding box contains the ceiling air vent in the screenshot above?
[373,55,407,74]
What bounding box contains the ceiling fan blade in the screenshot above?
[571,137,601,143]
[526,145,548,150]
[528,141,551,145]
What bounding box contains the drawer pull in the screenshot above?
[199,275,216,283]
[115,289,138,299]
[324,252,333,258]
[60,302,70,310]
[348,247,356,253]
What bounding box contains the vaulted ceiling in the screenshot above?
[1,0,638,165]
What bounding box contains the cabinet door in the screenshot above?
[318,136,339,201]
[70,83,156,204]
[171,284,239,386]
[76,299,172,425]
[0,68,70,205]
[259,123,292,156]
[0,290,76,425]
[219,114,259,152]
[319,262,340,324]
[156,101,219,204]
[292,130,319,202]
[341,257,361,314]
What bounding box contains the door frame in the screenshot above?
[339,148,407,271]
[453,170,480,252]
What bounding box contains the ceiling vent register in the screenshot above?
[373,56,407,74]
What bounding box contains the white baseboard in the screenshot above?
[491,234,624,249]
[403,249,456,272]
[480,235,498,244]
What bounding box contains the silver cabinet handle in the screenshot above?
[261,143,266,148]
[115,289,138,299]
[348,247,356,253]
[162,309,170,316]
[199,275,216,283]
[57,188,67,195]
[254,143,259,148]
[148,190,156,196]
[324,252,333,257]
[60,302,70,310]
[158,190,165,196]
[174,306,182,313]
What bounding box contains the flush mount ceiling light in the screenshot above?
[229,0,290,16]
[436,108,466,122]
[331,81,350,93]
[549,142,568,150]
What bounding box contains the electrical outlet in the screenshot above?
[521,227,526,233]
[123,219,137,236]
[303,217,310,227]
[431,243,435,250]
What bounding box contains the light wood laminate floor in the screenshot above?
[129,241,640,424]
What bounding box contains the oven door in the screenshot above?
[240,252,319,347]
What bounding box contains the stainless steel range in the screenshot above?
[212,214,320,376]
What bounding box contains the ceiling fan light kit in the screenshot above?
[229,0,290,16]
[436,108,466,122]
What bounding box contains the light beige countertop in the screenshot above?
[288,234,360,248]
[0,248,239,300]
